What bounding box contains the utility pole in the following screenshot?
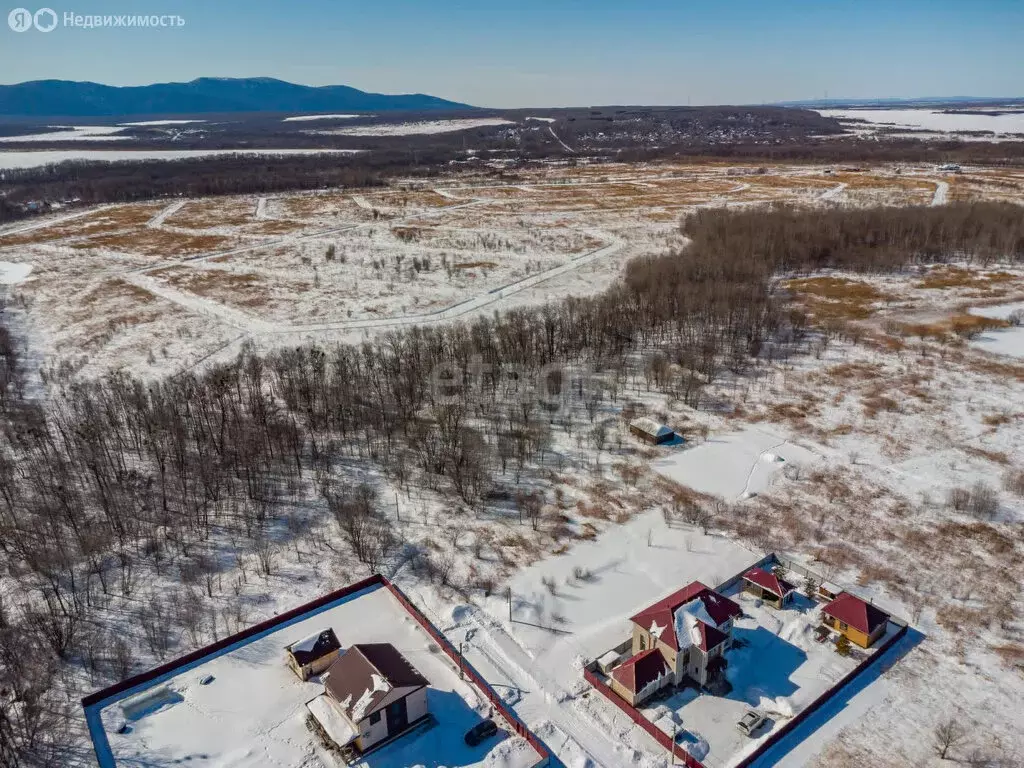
[507,587,512,622]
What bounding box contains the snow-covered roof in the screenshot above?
[630,582,741,651]
[286,628,341,666]
[324,643,428,723]
[629,417,674,438]
[306,694,357,747]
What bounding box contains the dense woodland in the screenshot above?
[0,202,1023,765]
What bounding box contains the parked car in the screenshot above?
[464,719,499,747]
[736,709,767,737]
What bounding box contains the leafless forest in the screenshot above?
[1,202,1022,765]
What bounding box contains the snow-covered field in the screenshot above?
[0,260,33,284]
[0,148,364,170]
[2,161,986,378]
[91,584,543,768]
[651,427,819,501]
[969,301,1024,359]
[283,113,364,122]
[310,118,514,136]
[818,108,1024,139]
[119,119,206,126]
[0,125,132,142]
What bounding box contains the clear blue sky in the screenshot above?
[3,0,1022,107]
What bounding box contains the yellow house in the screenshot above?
[822,592,890,649]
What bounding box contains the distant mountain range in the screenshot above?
[0,77,473,117]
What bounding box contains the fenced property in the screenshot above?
[82,574,551,768]
[582,552,913,768]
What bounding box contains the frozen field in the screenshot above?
[1,161,999,379]
[310,118,514,136]
[818,108,1024,139]
[651,427,819,500]
[969,301,1024,359]
[0,147,364,170]
[90,584,543,768]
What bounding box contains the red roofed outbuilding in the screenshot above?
[822,593,890,648]
[742,567,797,608]
[608,649,671,705]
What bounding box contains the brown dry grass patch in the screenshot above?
[916,265,1018,290]
[153,267,283,308]
[166,199,253,228]
[71,228,229,256]
[0,203,162,245]
[785,277,891,322]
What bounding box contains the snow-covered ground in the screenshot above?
[818,108,1024,138]
[310,118,514,136]
[969,301,1024,359]
[0,261,33,284]
[119,119,206,126]
[91,584,543,768]
[283,114,364,122]
[0,148,364,170]
[651,428,819,501]
[0,125,132,142]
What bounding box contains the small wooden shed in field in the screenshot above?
[629,417,676,445]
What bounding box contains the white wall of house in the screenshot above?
[405,687,428,723]
[357,707,390,750]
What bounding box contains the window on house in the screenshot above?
[369,711,381,725]
[839,621,848,631]
[639,634,646,650]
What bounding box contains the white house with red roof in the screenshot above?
[608,582,742,705]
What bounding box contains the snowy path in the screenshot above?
[254,197,268,220]
[818,183,847,202]
[931,180,949,206]
[147,200,187,228]
[0,204,117,238]
[448,604,629,768]
[124,273,278,332]
[548,126,576,154]
[350,194,373,210]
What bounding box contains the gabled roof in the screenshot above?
[630,582,742,651]
[610,648,670,693]
[693,621,729,652]
[823,593,890,635]
[287,628,341,667]
[743,567,797,599]
[629,417,674,438]
[324,643,428,722]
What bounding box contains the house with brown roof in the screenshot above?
[305,643,430,754]
[742,567,797,609]
[629,417,676,445]
[822,593,890,648]
[609,582,742,705]
[286,628,342,681]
